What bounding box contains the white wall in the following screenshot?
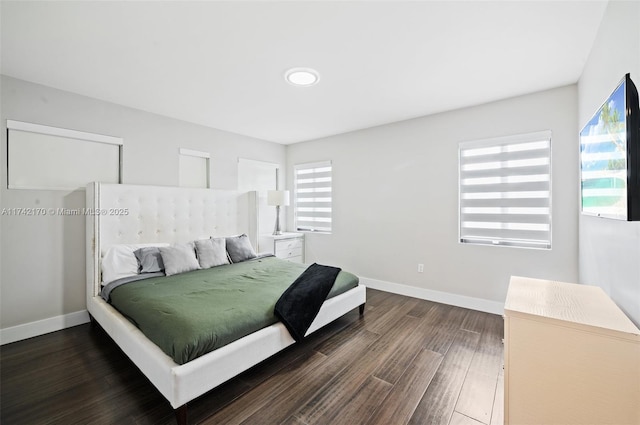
[578,0,640,326]
[287,85,579,310]
[0,76,286,336]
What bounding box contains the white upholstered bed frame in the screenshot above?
[85,182,366,424]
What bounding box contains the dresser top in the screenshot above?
[505,276,640,338]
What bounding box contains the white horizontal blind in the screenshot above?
[459,131,552,249]
[295,161,332,233]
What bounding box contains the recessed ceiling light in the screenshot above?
[285,68,320,87]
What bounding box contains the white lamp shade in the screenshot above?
[267,190,290,206]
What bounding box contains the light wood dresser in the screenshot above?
[504,276,640,425]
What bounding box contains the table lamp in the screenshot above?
[267,190,290,235]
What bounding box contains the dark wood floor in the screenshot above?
[1,289,504,425]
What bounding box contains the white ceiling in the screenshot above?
[1,1,608,144]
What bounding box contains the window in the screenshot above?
[459,131,552,249]
[238,158,280,251]
[179,148,210,188]
[237,158,279,192]
[7,120,122,190]
[294,161,332,233]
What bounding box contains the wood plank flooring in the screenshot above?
[0,289,504,425]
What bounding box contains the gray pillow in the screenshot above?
[225,234,257,263]
[159,243,201,276]
[134,247,165,273]
[195,238,230,268]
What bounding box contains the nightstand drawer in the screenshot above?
[275,246,303,259]
[283,255,303,263]
[259,233,305,263]
[274,238,303,252]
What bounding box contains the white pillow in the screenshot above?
[101,243,169,284]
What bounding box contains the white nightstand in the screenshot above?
[259,232,305,263]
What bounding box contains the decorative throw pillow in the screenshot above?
[195,238,230,268]
[101,243,170,284]
[134,247,165,273]
[159,243,201,276]
[225,234,257,263]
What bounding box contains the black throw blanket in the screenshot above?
[274,263,341,342]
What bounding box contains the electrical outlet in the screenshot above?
[417,263,424,273]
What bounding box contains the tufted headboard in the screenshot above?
[86,182,249,298]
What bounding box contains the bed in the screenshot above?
[85,182,366,425]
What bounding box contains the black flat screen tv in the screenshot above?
[580,73,640,221]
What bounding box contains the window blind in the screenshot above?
[295,161,332,232]
[459,131,552,249]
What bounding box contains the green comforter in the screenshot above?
[109,256,359,364]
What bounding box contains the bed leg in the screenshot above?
[89,314,97,328]
[175,404,188,425]
[359,303,365,316]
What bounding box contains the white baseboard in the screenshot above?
[0,310,90,345]
[360,277,504,315]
